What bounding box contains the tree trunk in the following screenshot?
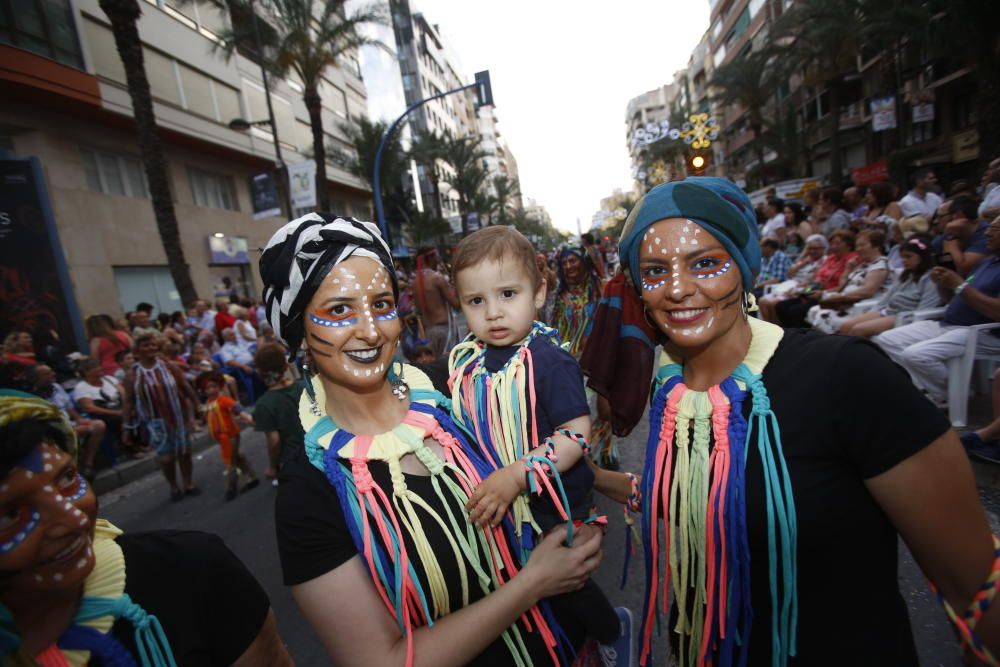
[752,121,765,186]
[99,0,197,307]
[304,86,331,211]
[827,81,843,186]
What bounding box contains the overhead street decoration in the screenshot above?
[630,113,720,150]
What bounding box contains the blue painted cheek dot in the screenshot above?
[66,477,88,502]
[695,259,732,280]
[642,278,669,291]
[374,309,399,322]
[309,312,357,328]
[0,510,40,553]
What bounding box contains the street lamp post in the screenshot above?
[373,71,493,245]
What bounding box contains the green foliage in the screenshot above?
[334,117,411,223]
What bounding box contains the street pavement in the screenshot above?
[99,424,980,666]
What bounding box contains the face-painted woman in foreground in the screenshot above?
[261,212,604,667]
[587,176,1000,666]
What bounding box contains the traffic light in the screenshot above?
[474,71,494,108]
[687,151,710,176]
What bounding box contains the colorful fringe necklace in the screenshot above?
[448,322,566,558]
[637,318,798,667]
[552,285,599,358]
[302,365,568,667]
[0,520,177,667]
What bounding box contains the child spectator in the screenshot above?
[196,371,258,500]
[251,343,305,484]
[408,344,435,365]
[448,225,618,643]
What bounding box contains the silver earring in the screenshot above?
[302,362,323,416]
[390,361,409,401]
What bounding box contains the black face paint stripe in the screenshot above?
[310,331,335,347]
[719,284,741,310]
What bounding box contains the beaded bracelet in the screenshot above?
[624,472,642,515]
[930,534,1000,665]
[553,428,591,454]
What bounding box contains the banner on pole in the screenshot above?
[250,172,281,220]
[288,160,317,210]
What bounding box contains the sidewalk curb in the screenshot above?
[94,430,218,496]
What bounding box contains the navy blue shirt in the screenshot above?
[484,336,593,527]
[944,255,1000,326]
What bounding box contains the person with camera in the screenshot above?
[876,216,1000,408]
[937,196,989,276]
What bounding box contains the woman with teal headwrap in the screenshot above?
[595,177,1000,665]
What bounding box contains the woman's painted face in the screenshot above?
[561,253,583,285]
[0,444,98,595]
[304,257,401,391]
[637,218,743,349]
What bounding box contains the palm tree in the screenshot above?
[408,131,447,218]
[215,0,385,211]
[97,0,198,306]
[488,175,520,226]
[335,117,410,221]
[436,131,488,236]
[710,49,781,186]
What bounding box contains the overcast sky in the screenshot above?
[410,0,711,233]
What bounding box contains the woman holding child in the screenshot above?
[264,213,606,666]
[587,176,1000,666]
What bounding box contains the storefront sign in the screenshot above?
[288,160,317,210]
[871,96,897,132]
[207,235,250,264]
[851,159,889,186]
[953,128,980,164]
[0,158,84,352]
[912,103,934,124]
[250,172,281,220]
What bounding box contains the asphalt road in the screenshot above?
[100,425,971,666]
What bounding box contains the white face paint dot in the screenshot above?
[655,237,661,245]
[76,558,87,569]
[43,485,53,493]
[25,472,32,479]
[354,283,361,290]
[64,502,72,510]
[34,574,43,582]
[53,573,62,582]
[648,245,653,253]
[43,464,52,472]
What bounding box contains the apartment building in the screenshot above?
[1,0,373,347]
[391,0,478,223]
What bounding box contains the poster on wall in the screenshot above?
[0,158,84,367]
[871,96,897,132]
[912,103,935,124]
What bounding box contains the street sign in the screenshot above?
[474,71,494,108]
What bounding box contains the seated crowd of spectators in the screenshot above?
[1,295,287,479]
[754,158,1000,459]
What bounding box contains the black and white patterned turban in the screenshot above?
[259,212,398,354]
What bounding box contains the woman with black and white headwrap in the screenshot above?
[265,213,604,667]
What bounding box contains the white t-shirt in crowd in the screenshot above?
[898,189,943,219]
[980,184,1000,219]
[761,213,786,239]
[72,376,121,407]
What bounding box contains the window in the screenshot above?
[81,148,148,198]
[749,0,766,18]
[0,0,84,68]
[189,168,236,210]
